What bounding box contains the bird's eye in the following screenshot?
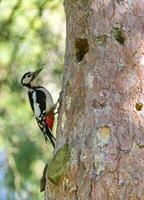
[27,74,31,77]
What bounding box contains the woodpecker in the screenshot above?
[21,68,57,148]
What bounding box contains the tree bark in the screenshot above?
[45,0,144,199]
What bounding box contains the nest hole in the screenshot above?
[75,38,89,62]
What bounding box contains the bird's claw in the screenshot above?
[58,91,64,104]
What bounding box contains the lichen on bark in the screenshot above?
[95,35,107,46]
[47,144,71,185]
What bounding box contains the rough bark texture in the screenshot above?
[45,0,144,199]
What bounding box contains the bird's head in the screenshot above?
[21,68,42,88]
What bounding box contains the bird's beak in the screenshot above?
[33,68,43,78]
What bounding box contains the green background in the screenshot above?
[0,0,65,199]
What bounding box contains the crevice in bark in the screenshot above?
[75,38,89,62]
[116,0,125,5]
[74,150,81,200]
[73,186,78,200]
[90,164,98,200]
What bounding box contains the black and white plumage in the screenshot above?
[21,68,56,148]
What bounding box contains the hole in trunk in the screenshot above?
[75,38,89,62]
[111,26,126,45]
[135,102,143,111]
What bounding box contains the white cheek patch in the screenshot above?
[23,76,32,84]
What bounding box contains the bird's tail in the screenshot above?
[36,118,56,148]
[44,127,56,149]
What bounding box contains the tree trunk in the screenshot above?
[45,0,144,199]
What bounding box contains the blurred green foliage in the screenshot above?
[0,0,65,199]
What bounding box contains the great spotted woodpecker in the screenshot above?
[21,68,58,148]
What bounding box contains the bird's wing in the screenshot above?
[29,89,47,119]
[28,91,34,112]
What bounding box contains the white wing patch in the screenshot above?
[38,88,54,113]
[32,91,41,118]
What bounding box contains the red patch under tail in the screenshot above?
[44,111,54,130]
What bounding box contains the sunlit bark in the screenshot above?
[45,0,144,199]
